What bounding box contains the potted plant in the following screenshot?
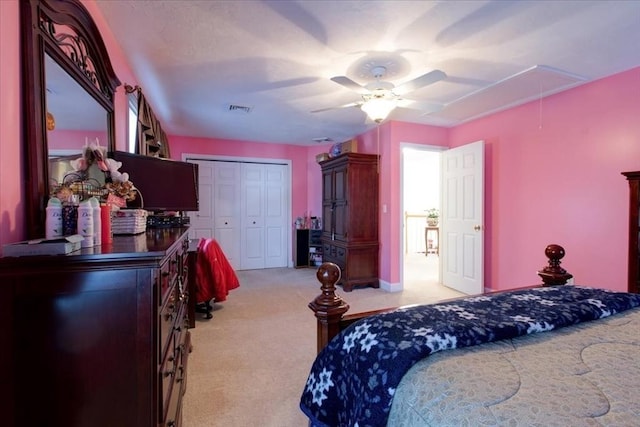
[427,208,439,226]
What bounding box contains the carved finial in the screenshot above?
[311,263,342,307]
[538,244,573,286]
[543,244,567,273]
[309,262,349,353]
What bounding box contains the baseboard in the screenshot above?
[379,278,403,293]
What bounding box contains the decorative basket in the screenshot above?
[111,209,148,235]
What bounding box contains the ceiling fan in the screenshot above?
[313,66,446,123]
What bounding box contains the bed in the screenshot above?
[300,245,640,426]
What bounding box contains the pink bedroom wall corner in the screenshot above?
[450,67,640,292]
[0,0,24,247]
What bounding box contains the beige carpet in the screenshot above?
[182,253,463,426]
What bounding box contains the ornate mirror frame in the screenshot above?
[21,0,120,238]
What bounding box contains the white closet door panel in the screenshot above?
[264,164,288,267]
[241,163,265,269]
[243,185,264,224]
[187,160,214,240]
[213,162,241,268]
[242,225,265,269]
[214,181,239,229]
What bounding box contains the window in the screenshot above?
[127,92,138,153]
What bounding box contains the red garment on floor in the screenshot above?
[195,238,240,303]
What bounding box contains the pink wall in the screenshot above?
[0,0,23,246]
[48,130,109,150]
[450,67,640,292]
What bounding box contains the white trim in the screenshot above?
[181,153,294,268]
[379,278,402,293]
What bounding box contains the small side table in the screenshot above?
[424,226,439,256]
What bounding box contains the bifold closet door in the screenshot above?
[188,160,288,270]
[188,160,241,269]
[240,163,288,269]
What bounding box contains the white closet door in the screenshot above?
[213,162,241,269]
[264,164,288,268]
[188,158,289,271]
[241,163,266,269]
[187,160,215,240]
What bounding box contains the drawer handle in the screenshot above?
[165,313,174,322]
[167,421,176,427]
[163,368,175,378]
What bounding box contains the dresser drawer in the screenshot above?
[159,283,178,358]
[159,336,178,423]
[162,329,190,427]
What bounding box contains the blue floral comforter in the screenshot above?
[299,286,640,427]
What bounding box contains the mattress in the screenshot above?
[387,307,640,426]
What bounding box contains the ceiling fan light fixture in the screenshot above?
[361,97,397,123]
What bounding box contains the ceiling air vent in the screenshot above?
[312,137,333,143]
[228,104,253,113]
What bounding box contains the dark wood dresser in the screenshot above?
[320,153,379,291]
[0,228,192,427]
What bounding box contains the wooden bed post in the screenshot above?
[537,244,573,286]
[308,262,350,354]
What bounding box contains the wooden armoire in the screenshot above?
[320,153,379,291]
[622,171,640,294]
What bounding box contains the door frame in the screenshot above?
[182,153,293,268]
[399,143,447,291]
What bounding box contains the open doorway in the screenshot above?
[401,145,443,291]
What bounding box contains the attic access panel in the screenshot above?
[437,65,588,122]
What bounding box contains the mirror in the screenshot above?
[21,0,120,238]
[46,54,109,186]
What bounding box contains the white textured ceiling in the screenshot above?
[93,0,640,146]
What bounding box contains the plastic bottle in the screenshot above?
[45,197,63,239]
[101,203,113,244]
[89,197,101,246]
[62,195,79,236]
[78,199,94,247]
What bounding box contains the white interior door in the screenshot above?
[188,160,241,269]
[213,162,241,269]
[441,140,484,294]
[241,163,266,270]
[188,160,214,240]
[264,164,288,268]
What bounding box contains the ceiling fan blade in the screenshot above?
[399,99,444,114]
[330,76,369,95]
[394,70,446,95]
[311,102,361,113]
